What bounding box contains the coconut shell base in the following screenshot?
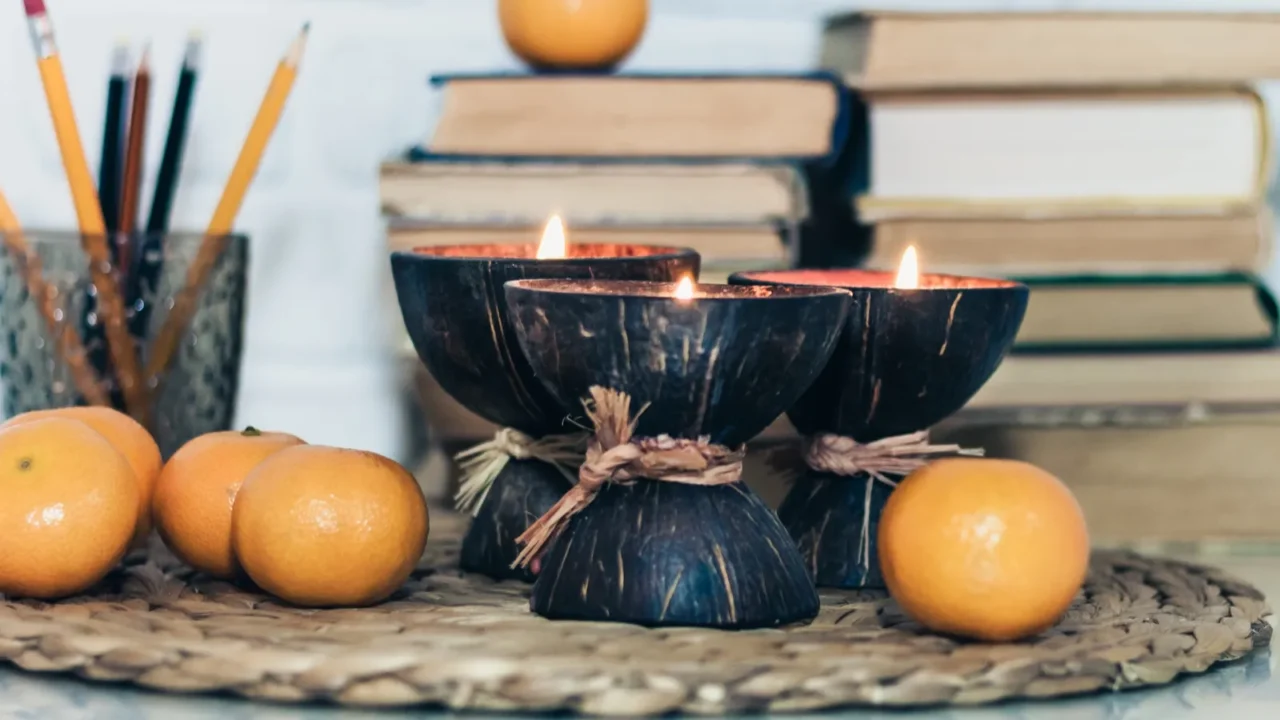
[777,469,893,589]
[459,458,573,582]
[530,480,820,629]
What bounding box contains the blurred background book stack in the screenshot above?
[381,71,855,282]
[824,12,1280,544]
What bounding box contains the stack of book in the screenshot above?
[385,71,853,453]
[381,72,857,279]
[821,11,1280,542]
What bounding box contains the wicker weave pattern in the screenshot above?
[0,512,1270,715]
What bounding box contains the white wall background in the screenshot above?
[1,0,1277,461]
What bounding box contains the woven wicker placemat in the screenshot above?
[0,511,1270,715]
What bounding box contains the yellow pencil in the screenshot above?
[24,0,145,418]
[0,187,109,405]
[145,22,310,386]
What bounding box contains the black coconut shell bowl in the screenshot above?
[731,269,1028,589]
[391,244,699,581]
[505,279,853,628]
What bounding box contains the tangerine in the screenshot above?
[152,427,305,579]
[878,457,1090,642]
[0,418,138,598]
[2,406,161,545]
[231,445,429,607]
[499,0,648,71]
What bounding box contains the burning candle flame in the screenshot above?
[894,245,920,289]
[674,276,694,301]
[536,215,567,259]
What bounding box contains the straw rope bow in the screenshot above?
[803,431,984,577]
[512,386,745,569]
[452,427,587,516]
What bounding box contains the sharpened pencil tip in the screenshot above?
[285,22,310,66]
[184,33,203,68]
[110,43,131,74]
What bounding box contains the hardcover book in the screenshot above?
[1014,273,1279,351]
[385,221,793,272]
[423,72,853,163]
[821,11,1280,91]
[855,87,1271,220]
[381,157,807,226]
[865,211,1273,277]
[969,348,1280,410]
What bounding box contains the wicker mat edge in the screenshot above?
[0,512,1272,716]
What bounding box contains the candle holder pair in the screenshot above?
[393,248,1027,629]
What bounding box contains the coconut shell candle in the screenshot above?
[504,278,852,628]
[731,249,1028,589]
[390,217,698,581]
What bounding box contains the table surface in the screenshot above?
[3,551,1278,720]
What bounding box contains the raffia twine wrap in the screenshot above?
[513,387,745,568]
[452,427,588,516]
[802,430,984,574]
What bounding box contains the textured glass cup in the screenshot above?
[0,231,249,456]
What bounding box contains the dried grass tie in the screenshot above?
[513,386,745,569]
[453,427,587,516]
[802,431,983,577]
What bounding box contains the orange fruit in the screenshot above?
[878,457,1090,642]
[499,0,647,70]
[2,406,161,545]
[231,445,429,607]
[152,427,305,579]
[0,418,139,598]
